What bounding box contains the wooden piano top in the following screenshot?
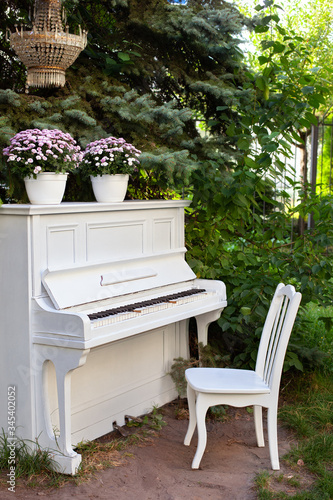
[0,199,191,216]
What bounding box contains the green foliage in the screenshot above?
[27,100,51,115]
[186,188,333,371]
[124,406,166,431]
[291,303,333,373]
[148,406,167,431]
[169,357,199,398]
[243,0,333,107]
[316,115,333,195]
[0,116,15,146]
[0,429,57,477]
[63,109,97,127]
[0,89,21,107]
[183,1,333,372]
[169,344,231,399]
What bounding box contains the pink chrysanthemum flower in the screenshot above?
[3,128,82,179]
[81,136,141,178]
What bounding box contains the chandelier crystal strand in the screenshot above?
[8,0,87,89]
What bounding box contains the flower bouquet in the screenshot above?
[3,128,82,178]
[2,128,82,204]
[81,136,141,178]
[81,136,142,203]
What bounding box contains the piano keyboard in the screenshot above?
[88,288,211,328]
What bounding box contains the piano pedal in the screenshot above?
[125,414,143,424]
[112,421,131,437]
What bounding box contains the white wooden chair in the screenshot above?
[184,283,302,470]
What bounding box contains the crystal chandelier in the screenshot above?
[8,0,87,89]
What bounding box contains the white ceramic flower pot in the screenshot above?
[90,174,129,203]
[24,172,68,205]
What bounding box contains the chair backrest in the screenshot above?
[255,283,302,394]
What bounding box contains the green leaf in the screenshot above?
[258,55,269,65]
[256,76,266,91]
[290,130,302,143]
[305,112,318,126]
[261,40,275,51]
[312,264,322,274]
[244,157,257,168]
[255,25,270,34]
[106,57,117,66]
[245,170,256,179]
[312,94,326,105]
[272,42,285,54]
[276,25,286,36]
[234,193,250,207]
[237,138,250,150]
[263,142,278,152]
[226,123,235,136]
[302,86,315,95]
[118,52,131,62]
[268,131,279,139]
[298,118,311,129]
[207,119,219,127]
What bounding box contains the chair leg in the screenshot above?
[191,393,209,469]
[254,405,265,447]
[184,384,197,446]
[267,405,280,470]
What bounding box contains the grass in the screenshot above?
[0,430,62,489]
[255,371,333,499]
[254,299,333,499]
[0,431,56,478]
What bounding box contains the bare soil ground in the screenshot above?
[0,402,312,500]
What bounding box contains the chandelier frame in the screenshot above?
[8,0,87,89]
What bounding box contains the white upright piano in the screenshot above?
[0,200,227,474]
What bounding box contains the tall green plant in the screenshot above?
[185,1,333,371]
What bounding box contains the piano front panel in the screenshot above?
[86,219,146,261]
[46,223,79,268]
[45,323,186,445]
[31,204,185,298]
[153,216,175,252]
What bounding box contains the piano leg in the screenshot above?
[34,345,90,475]
[195,309,224,348]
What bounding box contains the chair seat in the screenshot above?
[185,367,271,394]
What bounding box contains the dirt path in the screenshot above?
[0,404,296,500]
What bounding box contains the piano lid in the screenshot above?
[42,249,196,310]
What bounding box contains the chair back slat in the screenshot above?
[256,284,301,393]
[264,295,289,385]
[262,296,284,382]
